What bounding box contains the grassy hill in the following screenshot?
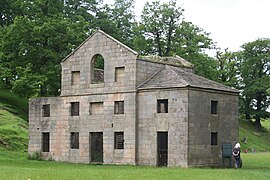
[0,89,28,152]
[0,88,270,156]
[239,118,270,152]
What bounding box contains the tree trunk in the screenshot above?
[156,32,162,56]
[255,115,261,132]
[255,94,262,132]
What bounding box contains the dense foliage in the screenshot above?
[0,0,269,129]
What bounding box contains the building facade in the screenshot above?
[28,30,239,167]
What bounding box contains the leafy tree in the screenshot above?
[137,0,183,56]
[0,0,23,27]
[110,0,136,47]
[11,64,47,98]
[240,38,270,131]
[215,48,240,88]
[135,0,217,80]
[174,21,217,80]
[93,0,136,48]
[0,0,88,97]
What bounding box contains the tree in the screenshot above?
[240,38,270,131]
[137,0,183,56]
[135,0,217,80]
[215,48,240,88]
[0,0,23,27]
[173,21,217,80]
[11,64,47,98]
[0,0,89,97]
[93,0,136,48]
[110,0,136,47]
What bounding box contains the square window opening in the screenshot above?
[157,99,168,113]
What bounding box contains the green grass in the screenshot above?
[239,119,270,152]
[0,89,28,151]
[0,89,28,120]
[0,151,269,180]
[0,88,270,179]
[0,108,28,151]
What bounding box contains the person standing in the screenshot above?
[232,143,241,168]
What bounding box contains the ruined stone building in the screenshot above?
[28,30,239,167]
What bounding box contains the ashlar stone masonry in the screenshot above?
[29,30,239,167]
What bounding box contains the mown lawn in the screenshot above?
[0,152,269,180]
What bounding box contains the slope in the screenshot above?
[239,118,270,152]
[0,89,28,152]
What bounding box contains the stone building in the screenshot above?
[28,30,239,167]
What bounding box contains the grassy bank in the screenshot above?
[0,89,28,151]
[0,152,269,180]
[239,119,270,152]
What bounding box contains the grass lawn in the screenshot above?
[0,152,269,180]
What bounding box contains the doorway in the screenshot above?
[90,132,103,163]
[157,132,168,166]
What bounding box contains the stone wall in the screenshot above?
[29,92,137,164]
[136,59,163,87]
[187,88,239,167]
[61,31,138,97]
[28,97,66,160]
[29,31,139,164]
[137,88,189,167]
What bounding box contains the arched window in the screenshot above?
[91,54,104,83]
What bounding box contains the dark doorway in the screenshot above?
[90,132,103,163]
[157,132,168,166]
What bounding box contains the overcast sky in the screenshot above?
[106,0,270,52]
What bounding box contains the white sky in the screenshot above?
[105,0,270,52]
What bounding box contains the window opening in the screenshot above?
[211,101,218,114]
[42,132,50,152]
[211,132,218,146]
[71,102,80,116]
[71,132,79,149]
[114,132,124,149]
[43,104,50,117]
[114,101,124,114]
[157,99,168,113]
[91,54,104,83]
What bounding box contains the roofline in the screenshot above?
[137,85,239,95]
[62,29,138,63]
[137,58,194,69]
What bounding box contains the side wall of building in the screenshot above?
[28,97,67,160]
[137,88,189,167]
[136,59,194,87]
[136,60,164,86]
[187,89,239,167]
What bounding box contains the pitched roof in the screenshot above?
[62,30,138,62]
[138,55,194,69]
[137,65,239,93]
